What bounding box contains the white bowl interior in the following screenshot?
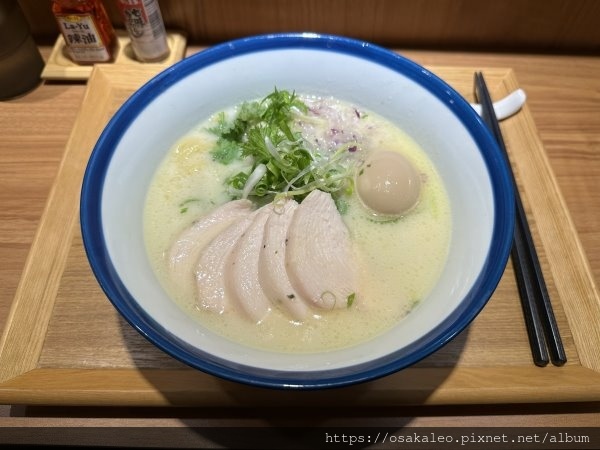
[101,47,494,372]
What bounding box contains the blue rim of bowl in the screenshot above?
[80,32,515,390]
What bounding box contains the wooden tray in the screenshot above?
[41,31,187,81]
[1,65,600,407]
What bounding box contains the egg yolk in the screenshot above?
[356,150,421,216]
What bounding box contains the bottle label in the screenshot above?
[55,14,111,62]
[119,0,169,61]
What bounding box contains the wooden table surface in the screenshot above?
[1,46,599,435]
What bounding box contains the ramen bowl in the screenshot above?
[80,33,514,389]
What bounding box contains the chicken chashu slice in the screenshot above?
[258,198,309,321]
[166,199,254,286]
[286,190,358,309]
[226,205,272,323]
[195,207,258,313]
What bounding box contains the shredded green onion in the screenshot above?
[208,88,356,204]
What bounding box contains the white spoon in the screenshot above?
[470,88,527,120]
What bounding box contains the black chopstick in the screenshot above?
[474,72,567,367]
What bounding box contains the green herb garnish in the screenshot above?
[347,292,356,308]
[208,88,356,203]
[178,197,201,214]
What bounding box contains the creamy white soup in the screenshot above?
[144,91,451,353]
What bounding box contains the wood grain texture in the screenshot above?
[499,88,600,371]
[1,63,599,406]
[1,48,600,432]
[1,366,600,407]
[41,32,187,81]
[399,51,600,294]
[0,65,164,383]
[20,0,600,52]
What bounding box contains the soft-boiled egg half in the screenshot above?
[356,150,421,217]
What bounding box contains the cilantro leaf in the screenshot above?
[207,88,356,203]
[211,139,241,165]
